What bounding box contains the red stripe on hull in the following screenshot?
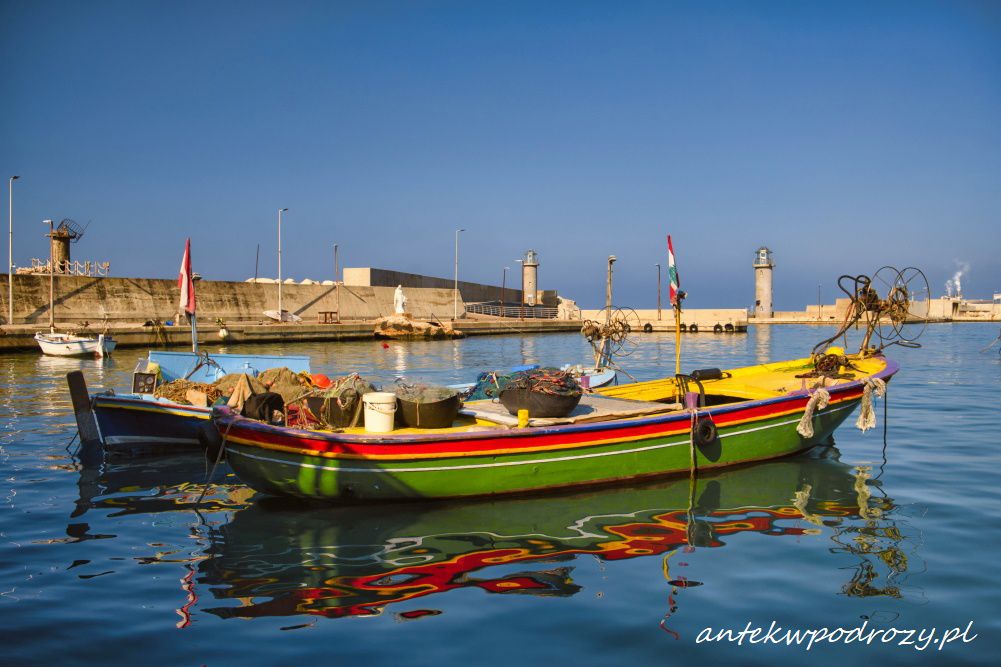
[222,386,865,460]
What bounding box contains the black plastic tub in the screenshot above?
[305,396,357,428]
[499,387,582,418]
[397,394,462,429]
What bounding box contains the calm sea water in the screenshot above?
[1,324,999,665]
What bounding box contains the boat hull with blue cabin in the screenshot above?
[88,351,310,455]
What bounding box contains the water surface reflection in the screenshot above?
[147,450,915,623]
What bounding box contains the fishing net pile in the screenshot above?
[304,373,378,428]
[464,368,581,401]
[395,381,458,403]
[213,373,266,396]
[258,367,314,404]
[152,367,310,406]
[153,379,223,405]
[316,374,376,409]
[505,368,581,396]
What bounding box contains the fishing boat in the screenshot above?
[71,350,311,455]
[212,352,898,502]
[35,331,116,357]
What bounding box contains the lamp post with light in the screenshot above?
[8,175,19,325]
[277,208,288,320]
[453,228,464,321]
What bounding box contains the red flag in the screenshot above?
[178,238,196,315]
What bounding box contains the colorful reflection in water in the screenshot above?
[113,451,913,623]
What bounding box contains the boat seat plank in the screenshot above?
[460,394,683,428]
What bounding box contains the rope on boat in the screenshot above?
[194,419,234,507]
[796,388,831,438]
[855,377,887,432]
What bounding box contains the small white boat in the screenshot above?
[35,332,116,357]
[263,309,302,323]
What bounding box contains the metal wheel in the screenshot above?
[891,266,930,345]
[870,266,904,343]
[588,306,642,358]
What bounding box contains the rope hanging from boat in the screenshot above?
[855,377,887,432]
[797,388,831,438]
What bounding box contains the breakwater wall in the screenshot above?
[0,275,466,326]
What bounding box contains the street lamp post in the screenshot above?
[453,228,465,321]
[501,266,509,315]
[278,208,288,321]
[44,219,54,331]
[7,175,19,326]
[515,259,524,320]
[605,255,617,324]
[656,263,662,321]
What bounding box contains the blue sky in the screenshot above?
[2,0,999,309]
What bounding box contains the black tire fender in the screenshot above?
[693,417,718,447]
[199,421,225,462]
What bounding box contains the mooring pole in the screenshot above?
[45,219,54,331]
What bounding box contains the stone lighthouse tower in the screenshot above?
[753,246,774,319]
[522,250,539,306]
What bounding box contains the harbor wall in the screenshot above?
[0,275,468,326]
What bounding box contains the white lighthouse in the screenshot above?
[753,246,774,319]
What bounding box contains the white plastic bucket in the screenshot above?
[363,392,397,433]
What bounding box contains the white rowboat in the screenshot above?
[35,332,116,357]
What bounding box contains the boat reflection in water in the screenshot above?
[69,453,251,522]
[194,446,914,621]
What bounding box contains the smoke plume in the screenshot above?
[944,261,970,298]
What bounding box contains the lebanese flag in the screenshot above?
[178,238,196,315]
[667,234,680,307]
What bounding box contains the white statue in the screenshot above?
[393,285,408,315]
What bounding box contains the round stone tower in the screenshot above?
[753,246,774,319]
[522,249,539,306]
[49,226,73,273]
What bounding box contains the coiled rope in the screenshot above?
[797,388,831,438]
[855,377,887,432]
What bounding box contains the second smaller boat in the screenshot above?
[35,331,116,357]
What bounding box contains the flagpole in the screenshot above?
[674,304,681,376]
[666,234,682,378]
[190,313,198,353]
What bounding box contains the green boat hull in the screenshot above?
[224,401,860,502]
